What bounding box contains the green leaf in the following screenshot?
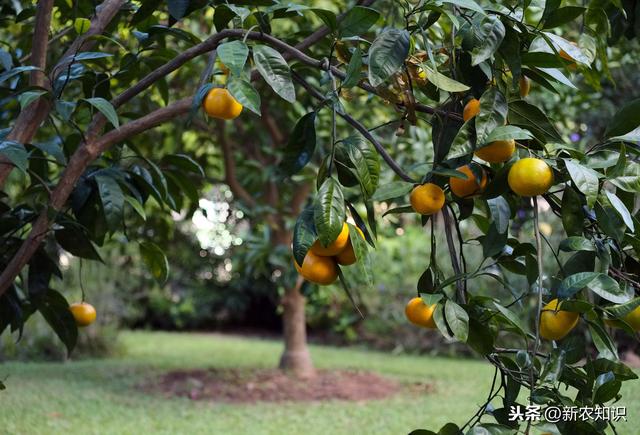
[558,272,600,299]
[227,77,261,115]
[508,100,562,143]
[313,178,346,246]
[339,135,380,198]
[339,6,380,37]
[167,0,189,19]
[292,207,317,266]
[593,371,621,403]
[564,159,600,207]
[161,153,204,177]
[440,0,484,14]
[470,15,505,66]
[37,289,77,355]
[310,9,337,32]
[342,48,362,89]
[95,174,125,232]
[588,274,632,304]
[609,176,640,192]
[0,66,40,85]
[475,88,508,145]
[82,97,119,128]
[18,90,47,109]
[541,348,566,383]
[347,223,373,288]
[421,64,470,92]
[370,181,413,201]
[445,300,469,342]
[280,112,316,175]
[217,40,249,76]
[55,228,103,261]
[604,190,634,231]
[368,28,410,87]
[483,125,532,144]
[487,196,510,234]
[561,186,584,236]
[0,140,28,173]
[252,45,295,103]
[139,241,169,284]
[543,6,586,29]
[559,237,595,252]
[124,196,146,220]
[604,98,640,138]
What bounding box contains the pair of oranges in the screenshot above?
[406,297,640,339]
[294,223,364,285]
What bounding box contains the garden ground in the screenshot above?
[1,331,639,435]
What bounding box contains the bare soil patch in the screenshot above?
[142,368,429,403]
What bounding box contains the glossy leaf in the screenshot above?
[280,112,316,175]
[36,289,77,355]
[368,29,410,87]
[313,178,346,246]
[227,77,261,115]
[253,45,295,102]
[217,40,249,76]
[82,97,119,128]
[292,207,317,266]
[339,6,379,37]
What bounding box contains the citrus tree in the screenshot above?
[1,0,640,433]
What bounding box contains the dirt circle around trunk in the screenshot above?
[142,368,431,403]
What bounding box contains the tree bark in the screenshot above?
[278,276,316,378]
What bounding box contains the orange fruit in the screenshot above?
[410,183,445,215]
[311,223,350,256]
[202,88,243,120]
[294,251,338,285]
[449,165,487,198]
[69,302,97,327]
[474,139,515,163]
[519,76,530,97]
[508,158,554,197]
[405,297,437,329]
[607,306,640,330]
[335,226,365,266]
[539,299,579,341]
[463,98,480,122]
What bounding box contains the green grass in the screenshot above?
[1,331,638,435]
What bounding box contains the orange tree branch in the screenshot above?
[0,0,126,188]
[0,98,191,296]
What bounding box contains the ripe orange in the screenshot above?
[410,183,445,215]
[294,251,338,285]
[202,88,243,120]
[311,223,350,256]
[335,226,365,266]
[463,98,480,122]
[608,306,640,330]
[539,299,579,341]
[519,76,530,97]
[474,139,515,163]
[69,302,97,327]
[449,165,487,198]
[405,297,437,329]
[508,158,554,197]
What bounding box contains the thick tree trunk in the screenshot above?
[278,276,316,378]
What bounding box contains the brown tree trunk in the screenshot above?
[278,276,316,378]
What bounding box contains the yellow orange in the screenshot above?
[69,302,97,327]
[539,299,579,341]
[463,98,480,122]
[202,88,243,120]
[410,183,445,215]
[405,297,437,329]
[474,139,515,163]
[449,165,487,198]
[508,158,554,197]
[335,227,365,266]
[294,251,338,285]
[311,223,350,256]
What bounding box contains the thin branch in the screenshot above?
[292,71,416,183]
[0,0,126,188]
[0,98,192,295]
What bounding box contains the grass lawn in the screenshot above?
[1,331,638,435]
